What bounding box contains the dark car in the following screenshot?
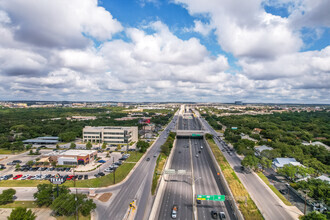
[146,158,150,161]
[98,172,105,176]
[211,210,218,219]
[41,167,47,171]
[49,167,55,171]
[66,168,70,172]
[84,175,88,180]
[94,174,100,178]
[13,160,22,163]
[78,175,83,180]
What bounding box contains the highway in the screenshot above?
[97,114,179,220]
[199,116,296,220]
[158,108,235,220]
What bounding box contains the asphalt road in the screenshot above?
[158,114,235,220]
[191,137,235,220]
[97,115,179,220]
[199,117,295,220]
[157,136,193,220]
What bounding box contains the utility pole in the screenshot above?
[304,191,307,215]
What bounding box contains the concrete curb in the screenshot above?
[204,138,244,220]
[148,138,177,220]
[252,172,303,219]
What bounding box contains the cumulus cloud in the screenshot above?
[0,0,328,103]
[175,0,303,59]
[0,0,122,49]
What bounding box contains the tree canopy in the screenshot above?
[7,207,36,220]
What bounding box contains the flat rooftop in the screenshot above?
[84,126,137,130]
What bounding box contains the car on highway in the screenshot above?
[200,146,203,149]
[146,157,150,161]
[171,205,178,219]
[13,174,23,180]
[195,154,199,158]
[198,150,201,154]
[211,210,218,219]
[219,211,226,219]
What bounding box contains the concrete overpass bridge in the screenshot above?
[176,130,205,138]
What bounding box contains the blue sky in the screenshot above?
[0,0,329,103]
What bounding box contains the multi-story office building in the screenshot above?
[83,126,138,144]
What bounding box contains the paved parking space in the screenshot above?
[0,151,127,181]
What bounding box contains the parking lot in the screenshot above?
[0,150,132,182]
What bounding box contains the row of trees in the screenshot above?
[205,110,330,174]
[0,107,175,150]
[160,132,176,156]
[34,183,96,217]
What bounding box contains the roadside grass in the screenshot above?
[56,214,90,220]
[0,180,49,187]
[0,152,144,188]
[151,153,167,195]
[0,149,25,154]
[207,138,264,220]
[0,201,38,208]
[256,172,292,206]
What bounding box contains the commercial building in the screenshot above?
[83,126,138,144]
[43,150,97,165]
[23,136,59,145]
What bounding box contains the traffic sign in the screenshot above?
[192,134,201,137]
[164,169,176,174]
[197,195,225,201]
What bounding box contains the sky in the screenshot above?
[0,0,329,103]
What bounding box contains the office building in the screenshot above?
[83,126,138,144]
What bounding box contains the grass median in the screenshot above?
[207,138,264,220]
[0,152,143,188]
[151,153,167,195]
[0,201,38,208]
[256,172,292,206]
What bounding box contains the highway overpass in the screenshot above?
[176,130,205,138]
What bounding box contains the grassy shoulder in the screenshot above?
[256,172,292,206]
[0,149,26,154]
[207,138,264,220]
[0,201,38,208]
[0,152,144,188]
[151,153,167,195]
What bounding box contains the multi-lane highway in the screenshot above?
[199,116,297,220]
[158,109,235,219]
[97,114,179,220]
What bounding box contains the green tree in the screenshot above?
[278,164,297,181]
[86,141,92,150]
[51,193,96,217]
[299,211,327,220]
[136,140,150,153]
[70,142,76,149]
[0,188,16,205]
[160,144,170,156]
[56,144,60,150]
[7,207,36,220]
[59,132,77,142]
[15,163,20,170]
[102,142,107,150]
[51,161,56,167]
[26,160,34,167]
[234,139,255,155]
[259,157,272,171]
[34,184,70,207]
[241,155,260,171]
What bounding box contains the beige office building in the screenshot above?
[83,126,138,144]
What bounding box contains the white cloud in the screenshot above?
[0,0,122,48]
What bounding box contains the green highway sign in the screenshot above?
[192,134,202,137]
[197,195,225,201]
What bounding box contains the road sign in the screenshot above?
[177,170,186,175]
[197,195,225,201]
[192,134,202,137]
[164,169,176,174]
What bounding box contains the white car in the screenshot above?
[200,146,203,149]
[21,174,30,180]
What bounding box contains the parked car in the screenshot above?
[84,175,88,180]
[13,174,23,180]
[78,175,83,180]
[66,168,71,172]
[94,174,100,178]
[98,160,106,163]
[98,172,105,176]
